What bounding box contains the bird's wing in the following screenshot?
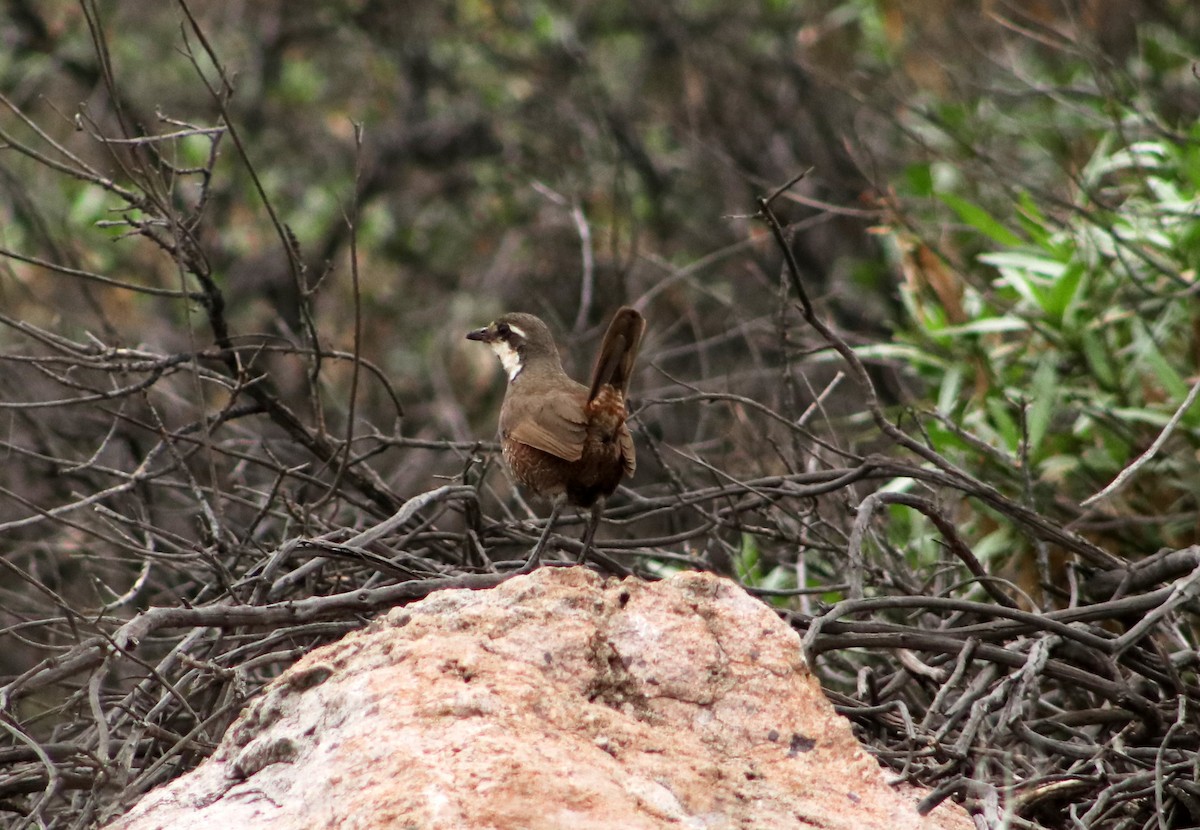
[504,389,587,462]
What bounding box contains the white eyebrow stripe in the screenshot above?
[505,324,526,339]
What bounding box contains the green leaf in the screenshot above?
[853,344,950,371]
[1181,141,1200,191]
[991,265,1047,310]
[937,364,964,414]
[972,526,1013,562]
[69,184,110,226]
[979,252,1070,314]
[938,316,1029,337]
[1014,189,1054,250]
[978,252,1068,277]
[1058,265,1090,332]
[925,420,971,455]
[1080,329,1117,391]
[1107,407,1173,428]
[1041,262,1085,327]
[985,396,1020,453]
[1025,358,1059,457]
[1131,319,1189,400]
[904,162,934,197]
[735,533,762,583]
[938,192,1024,247]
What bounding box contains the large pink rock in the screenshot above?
[105,568,971,829]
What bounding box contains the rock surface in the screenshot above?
[104,567,971,830]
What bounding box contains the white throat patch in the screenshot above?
[490,340,523,381]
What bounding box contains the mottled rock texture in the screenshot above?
[105,567,971,830]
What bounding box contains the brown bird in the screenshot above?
[466,307,645,568]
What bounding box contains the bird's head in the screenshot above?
[466,312,562,382]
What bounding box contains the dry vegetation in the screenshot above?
[1,2,1199,827]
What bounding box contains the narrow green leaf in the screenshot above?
[1041,262,1085,326]
[1015,189,1054,250]
[1059,266,1090,332]
[989,263,1047,311]
[736,533,762,582]
[938,192,1024,247]
[937,365,964,415]
[1106,407,1173,427]
[1080,329,1117,390]
[938,316,1029,337]
[1131,319,1189,400]
[978,252,1067,277]
[985,396,1020,453]
[852,344,950,371]
[1025,358,1058,457]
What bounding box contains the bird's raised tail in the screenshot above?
[587,307,645,402]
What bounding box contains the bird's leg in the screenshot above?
[576,501,604,565]
[521,497,564,572]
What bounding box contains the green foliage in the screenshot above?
[895,118,1200,554]
[731,533,797,608]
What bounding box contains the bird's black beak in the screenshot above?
[466,326,493,343]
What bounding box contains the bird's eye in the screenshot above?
[497,323,511,337]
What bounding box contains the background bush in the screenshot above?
[1,2,1198,827]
